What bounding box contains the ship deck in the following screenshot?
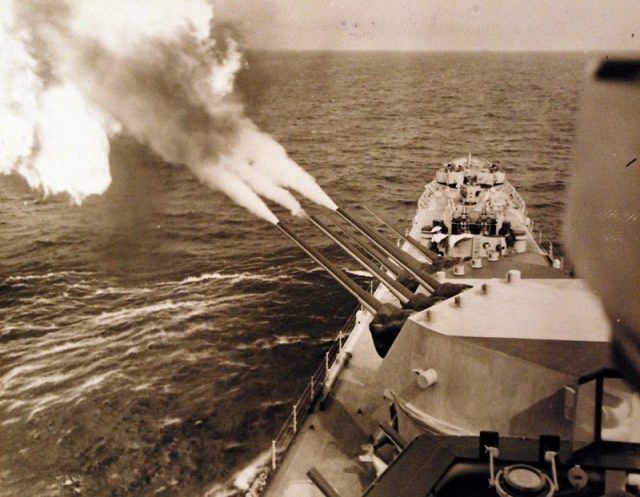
[262,218,607,496]
[264,311,383,497]
[263,250,577,496]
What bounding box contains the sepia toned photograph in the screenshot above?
[1,1,639,496]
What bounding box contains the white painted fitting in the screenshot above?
[453,264,465,276]
[628,473,640,487]
[471,257,483,268]
[507,270,521,283]
[413,368,438,389]
[435,271,446,282]
[514,237,527,253]
[425,309,432,321]
[488,251,500,261]
[553,258,561,269]
[563,386,576,421]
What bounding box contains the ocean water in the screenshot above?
[0,51,589,496]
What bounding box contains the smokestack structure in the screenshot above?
[335,208,441,293]
[309,216,413,304]
[276,221,382,315]
[362,206,439,262]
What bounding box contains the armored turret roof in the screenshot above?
[411,276,612,377]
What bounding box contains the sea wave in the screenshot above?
[204,449,271,497]
[4,270,93,282]
[176,271,290,286]
[91,300,206,325]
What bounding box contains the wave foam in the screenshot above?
[204,449,271,497]
[5,270,92,282]
[178,271,289,285]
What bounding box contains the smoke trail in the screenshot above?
[0,1,335,221]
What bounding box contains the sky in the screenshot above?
[212,0,640,52]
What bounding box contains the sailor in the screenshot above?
[432,220,448,234]
[478,209,489,235]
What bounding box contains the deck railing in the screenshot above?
[535,228,563,268]
[509,185,528,218]
[252,304,361,495]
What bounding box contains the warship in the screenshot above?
[245,59,640,497]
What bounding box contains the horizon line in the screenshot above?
[243,47,638,55]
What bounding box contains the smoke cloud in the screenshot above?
[0,0,336,221]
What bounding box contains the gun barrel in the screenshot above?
[309,216,413,303]
[276,222,381,314]
[332,219,404,275]
[335,208,441,292]
[362,206,438,262]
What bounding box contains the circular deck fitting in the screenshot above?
[507,270,521,284]
[414,368,438,389]
[496,464,552,497]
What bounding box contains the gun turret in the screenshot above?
[278,216,468,357]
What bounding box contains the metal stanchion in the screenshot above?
[271,440,276,470]
[292,404,297,434]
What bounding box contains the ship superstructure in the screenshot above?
[253,155,639,497]
[413,156,545,265]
